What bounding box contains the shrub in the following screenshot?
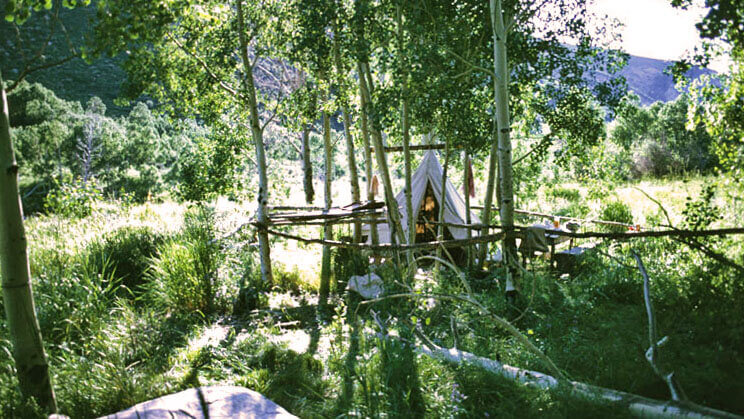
[233,252,268,315]
[586,182,611,201]
[548,186,581,201]
[145,206,220,315]
[85,227,167,294]
[555,202,590,219]
[44,178,103,217]
[631,140,678,178]
[104,166,164,203]
[599,200,634,232]
[273,263,308,295]
[682,184,720,230]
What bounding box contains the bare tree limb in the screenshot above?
[357,292,565,379]
[674,237,744,274]
[632,251,687,402]
[7,53,81,92]
[636,188,744,274]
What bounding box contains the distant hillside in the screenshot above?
[1,5,715,112]
[0,5,128,115]
[593,54,716,106]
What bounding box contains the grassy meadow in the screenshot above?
[1,171,743,418]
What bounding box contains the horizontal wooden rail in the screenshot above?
[472,205,636,228]
[268,205,325,211]
[369,144,447,152]
[260,226,505,252]
[549,227,744,240]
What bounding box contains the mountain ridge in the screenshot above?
[1,6,716,112]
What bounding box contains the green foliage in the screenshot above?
[18,177,53,215]
[7,81,218,204]
[34,249,121,345]
[548,185,581,201]
[0,349,46,418]
[1,2,127,114]
[555,202,591,219]
[681,184,720,230]
[84,226,168,294]
[52,303,195,417]
[587,182,611,201]
[599,200,634,232]
[43,177,102,217]
[173,135,240,202]
[611,94,717,178]
[687,69,744,181]
[145,206,220,315]
[232,339,327,416]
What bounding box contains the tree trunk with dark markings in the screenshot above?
[0,71,57,413]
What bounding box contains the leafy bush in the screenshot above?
[631,140,678,178]
[44,178,103,217]
[586,182,611,200]
[612,94,717,178]
[104,166,164,202]
[682,184,720,230]
[273,263,311,295]
[85,227,168,294]
[599,200,634,232]
[19,177,52,215]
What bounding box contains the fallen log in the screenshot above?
[418,343,741,419]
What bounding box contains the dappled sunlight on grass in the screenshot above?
[25,200,185,258]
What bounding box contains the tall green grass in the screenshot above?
[144,205,221,316]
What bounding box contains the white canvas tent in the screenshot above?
[365,150,480,244]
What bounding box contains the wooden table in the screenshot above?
[531,223,571,267]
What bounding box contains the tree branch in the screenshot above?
[635,188,744,274]
[7,53,81,93]
[513,132,553,165]
[632,251,687,402]
[166,33,243,100]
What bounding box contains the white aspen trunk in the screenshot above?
[418,343,740,419]
[358,62,379,246]
[318,110,333,312]
[342,105,362,242]
[478,127,499,269]
[332,25,362,242]
[397,4,415,249]
[359,62,406,246]
[301,126,315,204]
[402,101,413,247]
[489,0,518,287]
[237,0,273,284]
[0,73,57,413]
